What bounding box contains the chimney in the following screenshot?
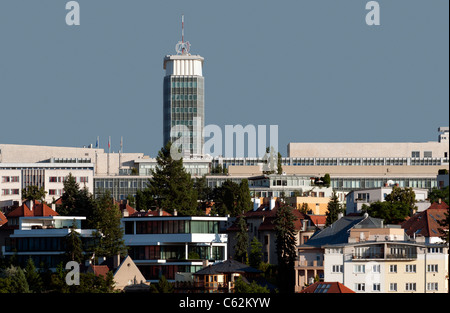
[173,209,177,216]
[26,199,34,211]
[113,254,121,269]
[270,198,275,210]
[438,198,442,204]
[158,209,163,216]
[123,210,129,217]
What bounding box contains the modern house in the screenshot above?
[122,211,228,283]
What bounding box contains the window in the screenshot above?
[354,265,365,273]
[406,265,416,273]
[372,283,381,291]
[332,265,343,273]
[372,264,380,273]
[389,283,397,291]
[424,151,432,158]
[411,151,420,158]
[389,265,397,273]
[2,176,10,183]
[427,282,438,291]
[355,283,365,291]
[428,247,443,253]
[427,264,438,272]
[405,283,416,292]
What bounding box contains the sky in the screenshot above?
[0,0,448,157]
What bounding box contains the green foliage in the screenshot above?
[64,220,84,264]
[24,258,43,293]
[274,203,297,293]
[234,276,269,293]
[428,186,449,205]
[135,188,154,211]
[194,176,213,211]
[0,265,30,293]
[325,191,344,227]
[150,275,174,293]
[59,173,95,224]
[91,190,127,258]
[149,142,198,216]
[22,185,47,202]
[212,179,252,217]
[362,186,417,224]
[234,216,249,263]
[249,237,263,268]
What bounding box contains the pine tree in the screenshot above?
[274,203,298,293]
[150,275,174,293]
[149,142,198,215]
[234,216,249,263]
[64,220,83,264]
[236,179,252,214]
[325,191,343,226]
[91,191,127,258]
[249,237,263,268]
[24,257,43,293]
[60,173,80,215]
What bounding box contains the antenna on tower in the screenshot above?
[175,14,190,55]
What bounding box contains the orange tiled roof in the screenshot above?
[6,201,59,218]
[402,201,448,238]
[0,211,7,227]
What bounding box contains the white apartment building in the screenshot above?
[323,231,448,293]
[346,186,430,214]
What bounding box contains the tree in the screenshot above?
[22,185,47,202]
[63,220,83,264]
[2,266,30,293]
[90,191,127,258]
[194,176,213,212]
[150,275,174,293]
[236,179,252,214]
[362,201,410,225]
[60,173,80,215]
[277,152,283,175]
[429,186,449,205]
[385,186,417,213]
[325,191,343,227]
[249,237,263,268]
[149,142,198,216]
[234,216,249,264]
[323,173,331,188]
[135,188,154,211]
[234,276,269,293]
[274,203,297,293]
[24,258,43,293]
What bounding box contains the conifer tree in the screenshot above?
[325,191,343,226]
[149,142,198,215]
[274,203,297,293]
[234,216,249,263]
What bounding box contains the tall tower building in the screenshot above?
[163,16,204,157]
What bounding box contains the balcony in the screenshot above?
[352,253,417,261]
[295,260,323,268]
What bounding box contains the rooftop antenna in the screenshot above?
[175,14,190,55]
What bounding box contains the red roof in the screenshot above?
[228,200,306,232]
[130,209,172,217]
[0,211,7,227]
[309,215,327,227]
[88,265,110,278]
[299,282,355,293]
[402,201,448,238]
[6,201,59,218]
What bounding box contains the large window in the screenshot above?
[131,220,219,234]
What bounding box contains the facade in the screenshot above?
[163,45,205,157]
[227,200,312,265]
[0,162,94,209]
[1,213,96,270]
[323,231,448,293]
[122,213,228,282]
[346,186,429,214]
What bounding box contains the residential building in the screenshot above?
[1,204,96,270]
[346,186,429,214]
[227,199,314,265]
[296,212,449,293]
[122,212,228,283]
[191,259,263,293]
[402,201,449,244]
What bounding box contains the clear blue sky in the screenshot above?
[0,0,448,157]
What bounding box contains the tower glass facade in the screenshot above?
[163,55,204,157]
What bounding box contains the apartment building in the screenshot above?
[121,212,228,283]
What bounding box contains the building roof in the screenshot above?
[301,215,383,247]
[227,200,306,232]
[0,211,7,227]
[299,282,355,293]
[402,201,448,238]
[88,265,110,278]
[6,201,59,218]
[194,259,261,276]
[130,209,172,217]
